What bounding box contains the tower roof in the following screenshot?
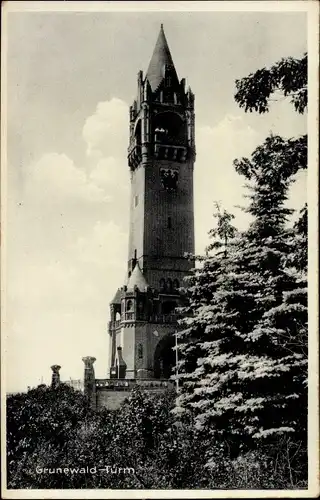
[146,24,178,92]
[110,288,122,304]
[127,262,149,291]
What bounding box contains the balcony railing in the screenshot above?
[154,133,186,147]
[152,313,179,323]
[109,313,179,330]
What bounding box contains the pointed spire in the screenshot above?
[110,288,121,304]
[127,262,149,291]
[146,24,178,92]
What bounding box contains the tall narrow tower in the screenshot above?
[108,25,195,381]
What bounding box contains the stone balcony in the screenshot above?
[109,313,179,331]
[128,136,195,169]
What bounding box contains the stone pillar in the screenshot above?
[51,365,61,388]
[82,356,96,409]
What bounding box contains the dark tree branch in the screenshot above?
[235,54,307,114]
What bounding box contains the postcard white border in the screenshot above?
[1,1,319,498]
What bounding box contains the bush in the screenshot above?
[6,385,307,489]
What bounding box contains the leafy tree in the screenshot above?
[103,387,211,489]
[7,383,306,489]
[207,202,238,255]
[235,54,307,114]
[175,206,241,445]
[7,386,211,489]
[7,384,93,488]
[175,53,308,481]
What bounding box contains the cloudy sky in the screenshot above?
[4,4,308,392]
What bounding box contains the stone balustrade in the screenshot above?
[95,378,174,391]
[109,313,179,331]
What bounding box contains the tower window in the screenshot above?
[134,120,142,146]
[126,300,134,312]
[159,278,166,292]
[153,111,186,146]
[173,279,180,290]
[165,74,172,87]
[164,90,173,103]
[168,217,172,229]
[138,343,143,359]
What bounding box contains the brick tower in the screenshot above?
[107,25,196,389]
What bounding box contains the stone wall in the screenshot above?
[95,379,174,410]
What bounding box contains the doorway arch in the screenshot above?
[153,333,176,379]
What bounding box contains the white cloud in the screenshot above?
[6,214,128,392]
[82,98,130,200]
[82,98,128,159]
[194,114,260,253]
[6,104,132,391]
[194,112,307,254]
[89,156,129,193]
[73,220,127,271]
[24,153,109,205]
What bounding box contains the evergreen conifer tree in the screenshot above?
[175,54,308,461]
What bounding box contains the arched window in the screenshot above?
[132,249,137,271]
[138,300,144,312]
[163,90,173,103]
[153,112,186,146]
[159,278,166,292]
[165,72,172,87]
[138,343,143,359]
[126,300,133,312]
[166,278,172,291]
[134,120,141,146]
